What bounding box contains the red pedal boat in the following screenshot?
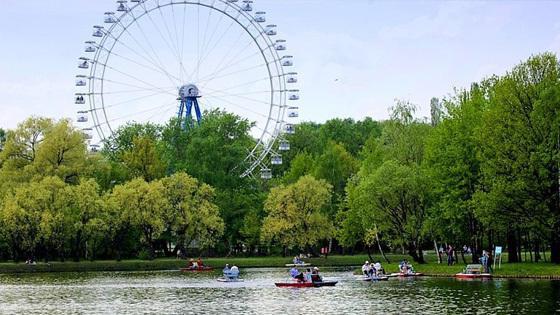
[275,281,338,288]
[180,266,214,272]
[455,273,492,279]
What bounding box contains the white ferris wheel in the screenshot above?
[75,0,300,179]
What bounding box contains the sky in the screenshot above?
[0,0,559,132]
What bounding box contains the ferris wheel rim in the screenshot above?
[80,0,296,177]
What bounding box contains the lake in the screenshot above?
[0,268,558,314]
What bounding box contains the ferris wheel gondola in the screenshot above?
[74,0,300,179]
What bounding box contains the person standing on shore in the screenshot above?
[447,245,455,266]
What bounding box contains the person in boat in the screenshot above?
[310,267,322,283]
[229,265,240,279]
[374,261,384,276]
[361,261,370,276]
[223,264,231,273]
[399,260,407,273]
[192,259,199,269]
[480,250,490,273]
[304,268,312,282]
[293,256,303,264]
[197,257,204,268]
[289,267,305,282]
[187,258,195,269]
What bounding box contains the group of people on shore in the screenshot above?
[361,261,385,277]
[289,266,322,283]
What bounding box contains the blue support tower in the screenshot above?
[177,84,202,128]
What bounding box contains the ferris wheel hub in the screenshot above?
[178,84,200,99]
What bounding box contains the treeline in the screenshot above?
[0,53,559,264]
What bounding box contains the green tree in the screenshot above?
[122,136,166,182]
[261,175,333,250]
[32,119,87,183]
[424,85,488,262]
[476,53,560,263]
[160,172,224,253]
[349,161,432,263]
[108,178,169,259]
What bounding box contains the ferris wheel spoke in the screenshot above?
[102,29,177,87]
[98,44,181,83]
[200,25,250,83]
[186,17,238,83]
[202,76,271,94]
[91,87,177,96]
[98,90,176,110]
[203,94,270,119]
[135,1,188,83]
[156,2,184,71]
[110,13,180,88]
[198,49,262,87]
[199,5,224,61]
[97,77,177,95]
[203,88,272,106]
[98,61,177,95]
[93,102,178,127]
[198,62,267,86]
[195,0,217,81]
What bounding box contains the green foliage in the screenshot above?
[261,175,334,249]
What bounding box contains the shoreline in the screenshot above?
[0,255,558,280]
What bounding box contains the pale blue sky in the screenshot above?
[0,0,559,130]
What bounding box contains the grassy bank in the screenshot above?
[0,255,368,274]
[1,255,559,279]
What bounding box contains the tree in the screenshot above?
[283,152,315,184]
[122,136,166,182]
[160,172,224,253]
[0,128,6,152]
[107,178,169,259]
[349,161,432,263]
[32,119,87,183]
[261,175,334,250]
[0,117,53,168]
[424,86,487,262]
[476,53,560,263]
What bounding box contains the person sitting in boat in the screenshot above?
[187,258,195,269]
[361,261,370,276]
[293,256,303,265]
[227,265,240,279]
[290,267,299,278]
[197,257,204,267]
[374,261,384,276]
[304,268,312,282]
[310,267,322,283]
[401,260,415,274]
[223,264,231,273]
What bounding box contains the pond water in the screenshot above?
[0,268,558,314]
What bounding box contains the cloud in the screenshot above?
[378,2,485,40]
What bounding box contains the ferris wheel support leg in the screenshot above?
[186,98,194,128]
[193,99,202,126]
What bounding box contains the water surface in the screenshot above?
[0,268,558,314]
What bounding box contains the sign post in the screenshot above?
[494,246,502,270]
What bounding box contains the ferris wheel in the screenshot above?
[75,0,300,179]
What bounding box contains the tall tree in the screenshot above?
[476,53,560,263]
[261,175,333,250]
[160,172,224,253]
[107,178,169,259]
[348,161,432,263]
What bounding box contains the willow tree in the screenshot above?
[261,175,333,251]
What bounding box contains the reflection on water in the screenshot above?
[0,268,558,314]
